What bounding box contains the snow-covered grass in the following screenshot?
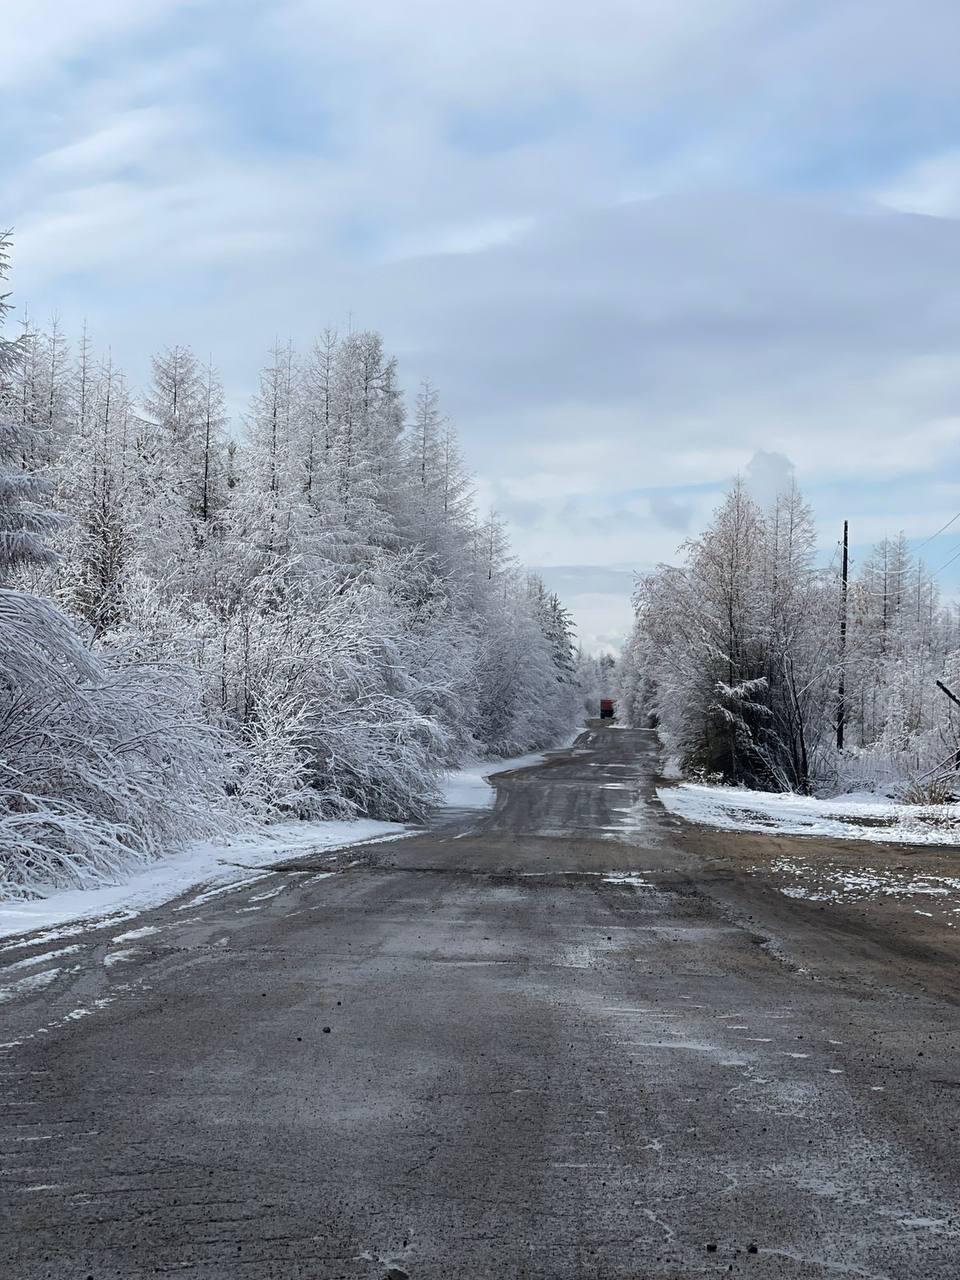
[658,783,960,845]
[0,817,403,945]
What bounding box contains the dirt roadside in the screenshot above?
[674,818,960,1005]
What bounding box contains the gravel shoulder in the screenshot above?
[671,807,960,1005]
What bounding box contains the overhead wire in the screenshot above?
[830,510,960,589]
[933,543,960,578]
[917,509,960,551]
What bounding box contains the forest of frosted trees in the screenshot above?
[619,479,960,799]
[0,234,582,897]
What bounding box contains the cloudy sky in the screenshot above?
[5,1,960,651]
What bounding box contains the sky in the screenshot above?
[4,1,960,653]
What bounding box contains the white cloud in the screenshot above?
[382,216,536,262]
[744,450,796,509]
[33,106,195,179]
[2,1,196,88]
[273,0,960,115]
[6,0,960,612]
[563,591,635,656]
[877,151,960,219]
[533,569,639,655]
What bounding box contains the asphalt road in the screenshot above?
[3,727,959,1278]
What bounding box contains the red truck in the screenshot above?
[599,699,615,720]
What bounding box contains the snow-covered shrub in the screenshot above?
[901,776,956,806]
[131,560,452,823]
[0,237,234,896]
[234,572,451,822]
[0,610,235,896]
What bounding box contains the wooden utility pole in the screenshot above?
[837,520,848,752]
[935,680,960,771]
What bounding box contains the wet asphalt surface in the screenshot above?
[2,727,959,1278]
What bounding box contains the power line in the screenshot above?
[918,509,960,551]
[837,523,960,590]
[920,511,960,579]
[837,519,848,751]
[933,543,960,578]
[839,513,960,586]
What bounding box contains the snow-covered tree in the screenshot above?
[622,473,960,797]
[0,238,580,892]
[575,649,616,721]
[0,236,232,894]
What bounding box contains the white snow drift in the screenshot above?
[0,818,405,945]
[659,783,960,845]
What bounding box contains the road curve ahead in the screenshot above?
[3,727,959,1278]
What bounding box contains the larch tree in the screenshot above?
[0,232,581,893]
[0,236,232,895]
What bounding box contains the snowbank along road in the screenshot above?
[3,726,960,1278]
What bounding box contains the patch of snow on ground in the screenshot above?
[0,967,65,1003]
[0,817,405,945]
[766,857,960,908]
[440,749,558,809]
[6,945,81,971]
[658,783,960,846]
[112,925,162,943]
